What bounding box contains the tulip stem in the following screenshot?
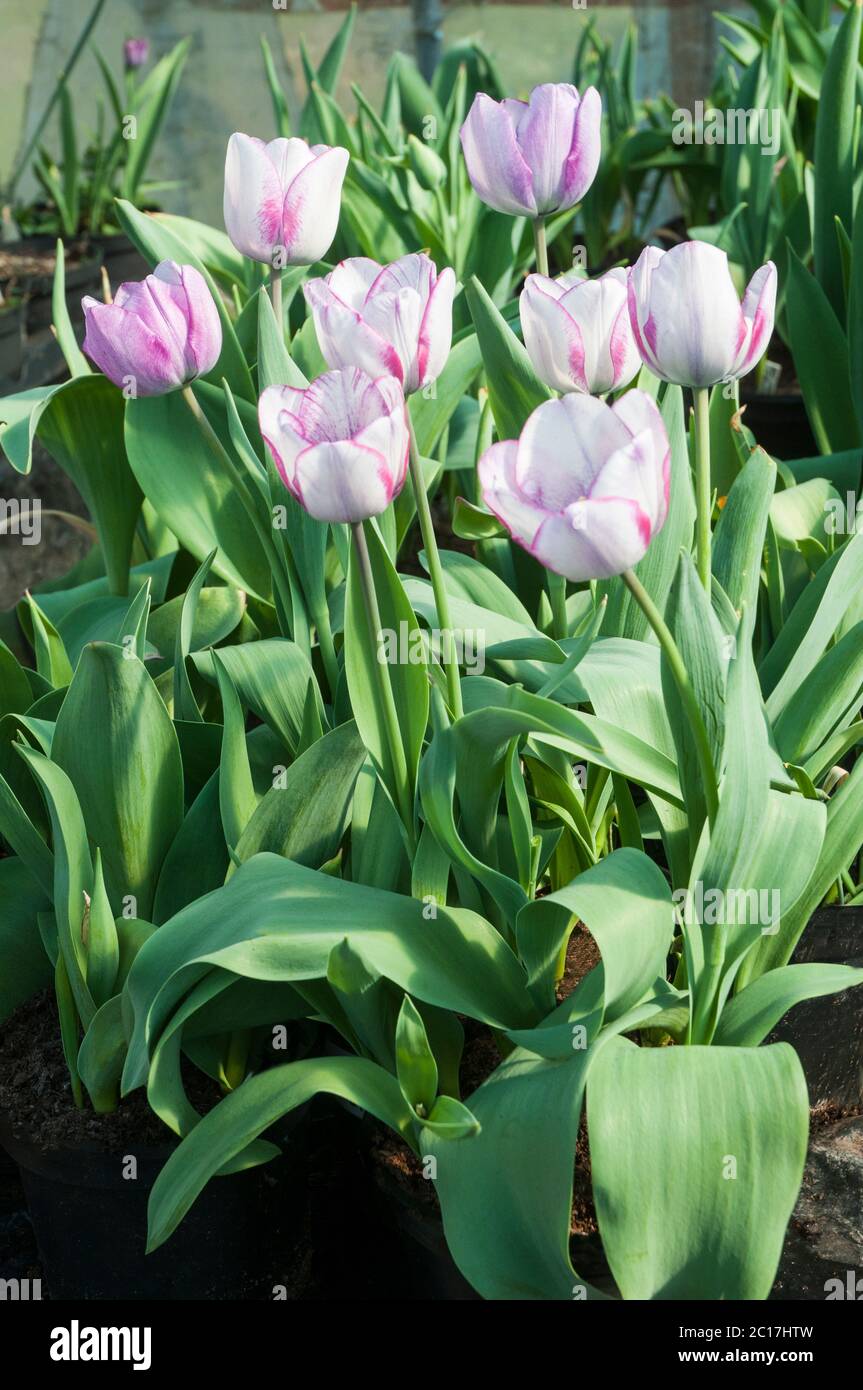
[351,521,416,845]
[548,572,568,640]
[532,218,549,277]
[271,266,283,336]
[621,567,719,828]
[693,387,712,590]
[181,386,294,632]
[407,414,464,719]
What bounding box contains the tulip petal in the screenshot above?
[517,394,631,508]
[304,281,403,381]
[223,133,285,263]
[360,287,424,391]
[521,275,588,394]
[732,261,777,379]
[258,384,311,494]
[292,440,397,522]
[82,300,185,395]
[326,257,383,308]
[479,440,553,550]
[561,85,602,209]
[416,266,456,390]
[460,93,537,216]
[591,428,669,536]
[559,495,654,579]
[282,145,350,265]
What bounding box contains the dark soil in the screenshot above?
[0,440,92,614]
[0,989,221,1151]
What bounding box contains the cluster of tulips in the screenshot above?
[81,82,775,600]
[8,45,863,1305]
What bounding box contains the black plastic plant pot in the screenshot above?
[0,1112,309,1301]
[739,390,817,462]
[374,1169,482,1301]
[772,906,863,1110]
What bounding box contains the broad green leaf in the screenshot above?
[122,853,536,1092]
[395,995,438,1114]
[232,720,365,868]
[211,651,257,862]
[147,1056,413,1251]
[588,1041,809,1300]
[345,522,429,822]
[51,643,184,919]
[464,275,550,439]
[36,375,143,597]
[0,858,52,1024]
[191,638,319,758]
[812,0,862,317]
[715,963,863,1047]
[786,246,860,454]
[125,389,271,599]
[712,448,776,615]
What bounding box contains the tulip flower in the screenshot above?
[627,242,777,391]
[304,254,456,396]
[258,367,409,524]
[628,240,776,590]
[460,84,602,221]
[223,133,349,268]
[305,252,462,716]
[82,260,222,396]
[123,38,150,70]
[520,267,641,397]
[479,390,669,582]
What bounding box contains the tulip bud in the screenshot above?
[223,133,350,268]
[628,241,777,389]
[520,267,641,396]
[259,367,409,523]
[82,261,222,397]
[123,38,150,70]
[406,135,447,191]
[460,83,602,218]
[304,253,456,395]
[479,390,669,581]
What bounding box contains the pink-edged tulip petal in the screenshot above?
[560,85,602,209]
[561,494,654,579]
[258,383,312,494]
[281,144,350,266]
[521,274,589,394]
[517,393,631,508]
[82,301,181,395]
[732,261,777,378]
[303,281,404,382]
[417,267,456,389]
[460,93,537,216]
[292,440,398,522]
[326,257,382,307]
[224,134,286,263]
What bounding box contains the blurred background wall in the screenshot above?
[1,0,731,228]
